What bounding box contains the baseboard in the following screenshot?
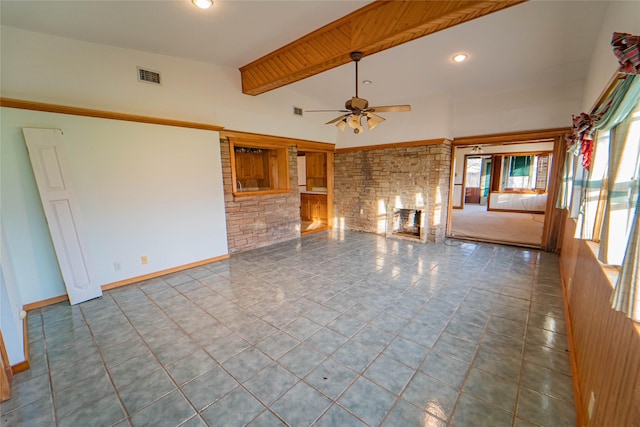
[559,261,587,427]
[24,254,230,311]
[487,208,545,214]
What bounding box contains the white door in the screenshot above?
[23,128,102,305]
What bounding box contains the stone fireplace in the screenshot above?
[333,141,451,243]
[392,209,423,240]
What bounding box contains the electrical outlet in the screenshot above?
[114,262,121,271]
[141,256,148,265]
[360,208,364,215]
[588,391,596,420]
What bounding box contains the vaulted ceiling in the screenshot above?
[1,0,608,136]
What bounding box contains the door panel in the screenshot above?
[23,128,101,305]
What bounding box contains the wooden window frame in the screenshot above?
[229,138,290,197]
[493,151,553,194]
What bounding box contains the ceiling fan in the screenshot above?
[306,51,411,134]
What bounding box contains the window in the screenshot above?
[229,139,289,196]
[497,153,552,192]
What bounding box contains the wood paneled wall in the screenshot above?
[560,216,640,426]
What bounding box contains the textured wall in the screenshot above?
[333,141,451,243]
[220,141,301,253]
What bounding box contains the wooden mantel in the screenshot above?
[240,0,526,95]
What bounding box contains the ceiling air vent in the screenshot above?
[137,67,161,85]
[293,106,303,117]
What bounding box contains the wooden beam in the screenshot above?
[240,0,526,95]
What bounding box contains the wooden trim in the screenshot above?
[0,330,13,401]
[101,254,230,291]
[21,316,28,373]
[326,151,335,228]
[541,136,566,252]
[0,98,223,131]
[232,189,291,198]
[24,254,230,310]
[239,0,526,95]
[11,361,30,375]
[589,72,628,114]
[301,225,331,235]
[446,145,458,235]
[222,129,334,150]
[335,138,450,154]
[297,140,336,152]
[23,294,70,312]
[559,259,587,427]
[448,234,541,249]
[452,128,570,146]
[486,208,545,214]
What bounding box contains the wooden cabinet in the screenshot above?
[300,193,327,222]
[306,153,326,179]
[235,152,265,180]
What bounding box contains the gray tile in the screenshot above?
[516,387,576,426]
[432,332,478,363]
[401,372,459,419]
[204,333,251,363]
[383,336,429,369]
[180,415,208,427]
[463,367,518,414]
[305,358,357,399]
[282,317,322,340]
[119,368,176,414]
[331,340,378,373]
[101,337,150,369]
[327,315,365,337]
[352,325,394,352]
[278,343,326,377]
[50,358,107,391]
[130,390,195,427]
[201,386,265,426]
[58,393,126,427]
[420,351,469,390]
[520,362,574,404]
[523,341,572,376]
[255,331,300,360]
[314,404,367,427]
[181,365,238,410]
[400,322,441,348]
[244,363,299,405]
[0,372,51,413]
[271,381,332,426]
[382,398,447,427]
[304,306,341,325]
[338,377,396,427]
[371,311,410,334]
[166,349,218,385]
[247,410,287,427]
[451,392,513,427]
[0,397,54,427]
[305,327,348,355]
[109,351,162,389]
[153,336,201,365]
[53,372,115,419]
[222,347,272,382]
[364,355,415,395]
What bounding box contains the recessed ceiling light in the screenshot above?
[192,0,213,9]
[363,80,372,85]
[452,53,468,63]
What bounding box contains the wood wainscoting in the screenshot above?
[560,216,640,426]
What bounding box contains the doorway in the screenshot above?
[298,151,330,234]
[464,155,492,206]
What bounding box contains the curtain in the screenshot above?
[598,113,634,264]
[611,177,640,321]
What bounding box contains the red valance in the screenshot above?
[612,32,640,75]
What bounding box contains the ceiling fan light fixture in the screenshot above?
[336,119,347,132]
[452,53,468,63]
[348,114,361,129]
[366,113,385,130]
[192,0,213,9]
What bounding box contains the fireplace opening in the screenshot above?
[392,209,422,238]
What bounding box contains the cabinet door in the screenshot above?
[236,154,253,179]
[251,154,265,179]
[300,195,310,221]
[306,153,326,179]
[318,196,328,222]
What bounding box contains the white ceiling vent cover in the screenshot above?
[137,67,161,85]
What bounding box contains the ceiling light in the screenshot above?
[192,0,213,9]
[348,114,361,129]
[471,145,483,154]
[452,53,468,63]
[363,80,372,85]
[366,113,385,130]
[336,119,347,132]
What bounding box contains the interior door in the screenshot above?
[23,128,102,305]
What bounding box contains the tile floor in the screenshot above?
[1,230,576,426]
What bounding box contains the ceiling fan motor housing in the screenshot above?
[346,97,368,112]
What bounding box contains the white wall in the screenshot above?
[0,230,25,365]
[0,26,336,144]
[581,1,640,112]
[1,107,228,308]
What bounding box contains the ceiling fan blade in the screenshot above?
[306,109,350,113]
[367,105,412,113]
[325,114,351,125]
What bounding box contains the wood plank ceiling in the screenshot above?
[240,0,527,96]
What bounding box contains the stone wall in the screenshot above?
[333,141,451,243]
[220,140,300,253]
